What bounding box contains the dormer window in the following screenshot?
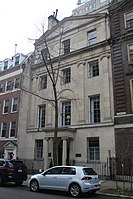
[15,56,20,66]
[4,61,8,70]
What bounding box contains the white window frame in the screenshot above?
[39,75,47,90]
[61,67,71,85]
[0,122,7,138]
[14,78,20,89]
[89,95,101,124]
[61,100,71,126]
[87,137,100,161]
[63,39,70,54]
[127,44,133,64]
[11,97,18,112]
[88,29,97,46]
[38,104,46,128]
[124,11,133,29]
[4,61,8,70]
[5,81,11,92]
[0,83,3,93]
[3,99,9,114]
[34,139,43,160]
[9,121,16,137]
[15,56,20,66]
[88,59,99,78]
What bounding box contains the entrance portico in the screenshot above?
[43,127,75,170]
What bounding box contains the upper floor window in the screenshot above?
[14,78,20,89]
[15,56,20,66]
[89,95,100,123]
[88,60,99,78]
[88,29,97,46]
[6,81,11,91]
[3,99,9,114]
[39,75,47,90]
[11,98,18,112]
[87,137,100,161]
[0,83,3,93]
[0,122,7,137]
[9,121,16,137]
[38,104,46,128]
[128,44,133,64]
[125,11,133,28]
[4,61,8,70]
[41,48,49,62]
[61,100,71,126]
[63,39,70,54]
[61,68,71,84]
[34,139,43,160]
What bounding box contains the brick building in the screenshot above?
[109,0,133,161]
[0,53,29,159]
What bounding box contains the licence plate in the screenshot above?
[18,169,22,172]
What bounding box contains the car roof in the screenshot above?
[48,165,92,169]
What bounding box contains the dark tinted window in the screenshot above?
[45,167,62,175]
[83,168,97,175]
[62,167,76,175]
[0,160,5,166]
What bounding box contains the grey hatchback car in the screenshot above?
[28,165,101,197]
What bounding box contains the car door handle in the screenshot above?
[53,177,57,179]
[68,177,72,179]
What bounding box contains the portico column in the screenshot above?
[62,137,67,165]
[44,138,49,170]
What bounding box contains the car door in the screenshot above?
[40,167,63,190]
[56,167,76,190]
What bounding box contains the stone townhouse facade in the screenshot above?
[109,0,133,167]
[0,53,29,159]
[18,0,115,173]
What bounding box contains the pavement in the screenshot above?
[25,175,133,198]
[98,180,133,198]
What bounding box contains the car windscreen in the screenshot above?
[83,168,97,175]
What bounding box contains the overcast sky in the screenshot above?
[0,0,78,61]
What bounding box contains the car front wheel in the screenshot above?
[69,183,81,198]
[30,179,39,192]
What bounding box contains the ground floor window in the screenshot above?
[34,139,43,160]
[87,137,100,161]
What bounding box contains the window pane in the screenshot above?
[63,39,70,54]
[90,95,100,123]
[3,99,9,113]
[1,122,7,137]
[35,140,43,160]
[14,78,20,89]
[126,12,133,28]
[88,137,100,161]
[12,98,18,112]
[10,121,16,137]
[88,30,97,45]
[88,60,99,77]
[62,101,71,126]
[38,105,46,128]
[39,75,47,90]
[62,68,71,84]
[129,45,133,64]
[0,83,3,93]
